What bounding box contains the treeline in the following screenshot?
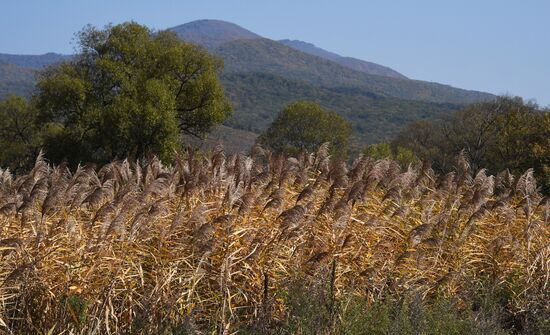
[393,96,550,193]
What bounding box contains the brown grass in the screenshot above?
[0,146,548,334]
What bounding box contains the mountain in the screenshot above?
[214,38,493,105]
[169,20,408,80]
[0,52,71,69]
[170,19,261,50]
[0,19,497,152]
[279,39,407,79]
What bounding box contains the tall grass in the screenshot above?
[0,146,548,334]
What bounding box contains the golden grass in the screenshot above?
[0,146,548,334]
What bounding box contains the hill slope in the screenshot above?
[214,38,493,105]
[279,39,407,79]
[0,61,36,98]
[221,72,460,146]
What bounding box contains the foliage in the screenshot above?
[259,101,352,157]
[0,146,548,334]
[395,96,550,193]
[0,95,41,171]
[363,142,418,167]
[281,290,510,335]
[35,22,231,165]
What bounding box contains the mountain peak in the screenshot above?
[169,19,261,49]
[169,20,407,79]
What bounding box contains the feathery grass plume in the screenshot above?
[542,197,550,224]
[390,203,410,219]
[314,142,331,170]
[278,204,306,236]
[348,155,368,183]
[161,207,186,240]
[296,184,314,204]
[18,177,48,213]
[455,150,473,187]
[347,179,365,203]
[82,179,116,208]
[516,168,537,196]
[0,167,13,188]
[436,171,456,195]
[235,191,256,217]
[495,169,515,196]
[251,170,271,192]
[250,142,265,159]
[41,164,71,216]
[408,224,433,247]
[0,202,17,217]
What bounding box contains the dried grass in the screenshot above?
[0,146,548,334]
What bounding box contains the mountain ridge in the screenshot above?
[0,52,72,69]
[278,39,407,79]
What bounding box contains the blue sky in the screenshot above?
[1,0,549,105]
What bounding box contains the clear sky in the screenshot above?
[1,0,548,105]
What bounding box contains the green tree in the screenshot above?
[363,143,392,160]
[259,101,352,157]
[363,143,418,167]
[0,95,41,171]
[36,22,231,165]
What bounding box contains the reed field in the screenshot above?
[0,144,548,334]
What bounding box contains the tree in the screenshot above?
[259,101,352,157]
[393,119,450,169]
[363,143,418,167]
[394,96,550,193]
[36,22,231,165]
[0,95,41,171]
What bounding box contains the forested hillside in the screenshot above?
[221,72,460,145]
[0,61,36,98]
[214,38,493,105]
